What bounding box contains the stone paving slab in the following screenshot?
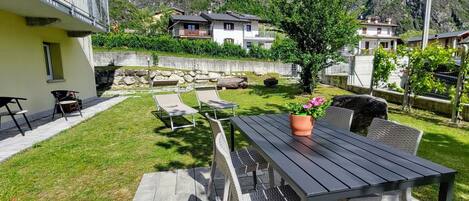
[133,167,281,201]
[0,96,128,163]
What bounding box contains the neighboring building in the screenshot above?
[152,6,185,21]
[356,17,399,55]
[169,11,275,49]
[0,0,109,128]
[407,30,469,49]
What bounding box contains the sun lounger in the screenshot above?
[153,93,197,131]
[195,86,237,120]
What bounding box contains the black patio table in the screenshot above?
[229,114,457,201]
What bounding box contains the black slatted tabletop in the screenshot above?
[230,114,456,201]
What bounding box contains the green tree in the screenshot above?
[269,0,360,93]
[399,29,437,42]
[370,46,397,94]
[400,45,456,110]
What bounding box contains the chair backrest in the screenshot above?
[153,94,182,107]
[51,90,77,101]
[195,87,220,103]
[205,113,225,156]
[367,118,423,155]
[322,106,354,131]
[214,134,243,201]
[0,97,13,108]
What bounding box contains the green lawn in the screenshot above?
[0,79,467,201]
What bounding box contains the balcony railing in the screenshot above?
[177,29,210,37]
[43,0,109,31]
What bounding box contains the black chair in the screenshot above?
[0,97,32,135]
[51,90,83,121]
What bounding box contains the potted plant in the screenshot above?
[263,77,278,88]
[286,97,331,136]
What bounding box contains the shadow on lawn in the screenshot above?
[249,84,301,99]
[151,103,290,171]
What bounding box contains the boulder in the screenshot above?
[254,71,265,76]
[195,74,209,80]
[161,71,172,77]
[188,71,196,77]
[113,76,123,85]
[217,77,248,89]
[177,71,185,77]
[136,70,148,76]
[169,74,185,84]
[195,70,202,74]
[331,95,388,133]
[149,71,159,79]
[139,76,149,84]
[114,69,125,76]
[123,76,136,85]
[184,75,194,83]
[125,69,135,76]
[201,70,209,75]
[153,76,166,81]
[208,72,221,78]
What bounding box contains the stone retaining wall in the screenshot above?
[323,75,469,121]
[94,51,293,75]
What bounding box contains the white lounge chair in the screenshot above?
[213,133,300,201]
[195,86,237,120]
[153,93,198,131]
[349,118,423,201]
[322,106,354,131]
[205,113,270,199]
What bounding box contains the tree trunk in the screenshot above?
[451,45,468,123]
[301,65,312,93]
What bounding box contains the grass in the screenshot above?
[0,81,467,200]
[93,47,277,62]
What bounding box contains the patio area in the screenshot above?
[0,82,467,201]
[0,96,127,162]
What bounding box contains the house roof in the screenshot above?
[200,12,250,22]
[170,15,208,22]
[227,12,261,21]
[408,30,469,42]
[360,22,398,27]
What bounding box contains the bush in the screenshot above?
[92,33,255,58]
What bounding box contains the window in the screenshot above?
[43,42,63,81]
[224,23,234,30]
[362,27,367,34]
[377,28,382,34]
[184,23,199,30]
[364,41,370,49]
[387,28,390,35]
[246,42,252,48]
[391,40,394,49]
[380,41,389,48]
[224,38,234,44]
[246,24,252,32]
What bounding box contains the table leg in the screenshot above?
[230,122,235,152]
[268,167,275,188]
[439,177,455,201]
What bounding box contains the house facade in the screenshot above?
[407,30,469,49]
[0,0,109,128]
[169,12,274,49]
[356,17,399,55]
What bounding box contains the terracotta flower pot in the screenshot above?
[289,114,315,136]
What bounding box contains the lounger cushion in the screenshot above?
[161,104,198,116]
[202,99,237,109]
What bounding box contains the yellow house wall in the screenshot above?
[0,11,97,127]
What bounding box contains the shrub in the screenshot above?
[248,44,272,59]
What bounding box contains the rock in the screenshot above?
[208,72,221,78]
[123,76,136,85]
[195,79,209,83]
[254,71,265,76]
[153,76,165,81]
[139,76,149,84]
[217,77,248,89]
[263,77,279,88]
[331,95,388,133]
[125,69,135,76]
[189,71,196,77]
[135,70,148,76]
[177,71,185,77]
[210,78,219,82]
[201,70,209,75]
[195,74,209,80]
[195,70,202,74]
[184,75,194,83]
[113,76,123,85]
[169,74,185,84]
[149,71,159,79]
[161,71,172,77]
[114,69,125,76]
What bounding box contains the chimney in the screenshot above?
[386,18,392,24]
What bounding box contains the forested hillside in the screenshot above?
[111,0,468,34]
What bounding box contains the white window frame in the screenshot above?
[43,43,53,80]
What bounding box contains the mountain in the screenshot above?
[118,0,469,34]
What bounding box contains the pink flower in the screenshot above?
[309,97,325,107]
[303,103,313,109]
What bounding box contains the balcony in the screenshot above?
[176,29,211,39]
[0,0,109,35]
